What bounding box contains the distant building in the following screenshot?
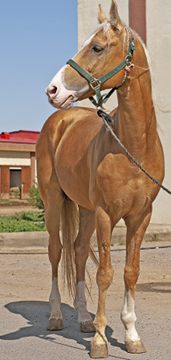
[0,130,39,199]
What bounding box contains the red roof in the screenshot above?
[0,130,40,144]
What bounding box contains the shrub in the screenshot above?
[14,211,44,222]
[29,185,44,209]
[0,215,45,232]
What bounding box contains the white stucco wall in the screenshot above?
[0,151,31,166]
[78,0,171,224]
[78,0,129,48]
[147,0,171,223]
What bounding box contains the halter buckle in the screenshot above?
[89,78,101,90]
[125,53,134,66]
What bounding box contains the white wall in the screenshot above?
[0,151,31,166]
[78,0,129,48]
[147,0,171,223]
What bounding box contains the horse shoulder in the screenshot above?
[96,153,131,183]
[96,153,152,218]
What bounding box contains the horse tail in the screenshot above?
[61,194,79,298]
[61,194,99,298]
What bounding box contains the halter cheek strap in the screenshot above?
[67,31,135,108]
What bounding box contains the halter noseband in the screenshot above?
[67,30,135,108]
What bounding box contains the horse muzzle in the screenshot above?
[46,85,78,109]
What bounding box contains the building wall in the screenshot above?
[147,0,171,223]
[21,166,32,195]
[78,0,129,48]
[0,151,31,166]
[0,148,36,198]
[78,0,171,224]
[0,166,10,195]
[0,165,32,199]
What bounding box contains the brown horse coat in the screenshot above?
[37,1,164,357]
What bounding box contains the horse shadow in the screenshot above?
[0,301,130,359]
[137,281,171,294]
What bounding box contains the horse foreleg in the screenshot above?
[74,208,95,333]
[91,207,113,359]
[121,209,152,353]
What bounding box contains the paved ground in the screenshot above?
[0,243,171,360]
[0,204,39,216]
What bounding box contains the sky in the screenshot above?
[0,0,77,132]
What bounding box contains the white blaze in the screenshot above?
[47,65,89,108]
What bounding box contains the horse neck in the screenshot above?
[116,48,157,160]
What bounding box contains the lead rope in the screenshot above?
[97,109,171,195]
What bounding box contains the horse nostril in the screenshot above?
[46,85,57,98]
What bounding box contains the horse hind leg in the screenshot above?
[44,183,64,331]
[121,208,152,353]
[74,207,96,333]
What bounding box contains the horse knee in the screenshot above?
[97,265,114,291]
[124,265,139,290]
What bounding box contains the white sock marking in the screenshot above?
[74,281,92,323]
[121,290,140,342]
[49,277,63,320]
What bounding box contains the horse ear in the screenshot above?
[110,0,123,30]
[98,4,108,24]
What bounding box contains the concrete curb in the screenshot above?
[0,224,171,252]
[0,231,48,249]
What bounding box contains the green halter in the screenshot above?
[67,31,135,108]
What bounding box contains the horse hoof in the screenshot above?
[47,318,64,331]
[80,320,96,333]
[90,339,108,358]
[125,339,147,354]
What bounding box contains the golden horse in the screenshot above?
[37,1,164,357]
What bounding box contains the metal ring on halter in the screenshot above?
[125,55,132,66]
[89,78,102,91]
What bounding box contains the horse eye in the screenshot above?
[92,45,104,53]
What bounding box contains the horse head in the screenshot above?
[46,0,133,109]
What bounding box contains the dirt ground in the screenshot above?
[0,244,171,360]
